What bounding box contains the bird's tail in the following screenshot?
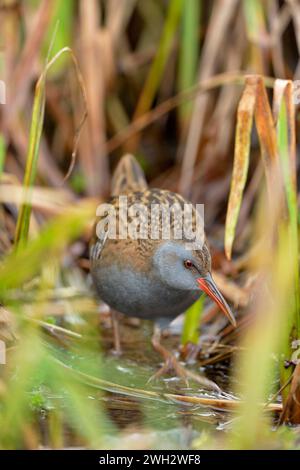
[111,154,147,195]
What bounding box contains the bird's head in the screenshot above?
[153,241,236,327]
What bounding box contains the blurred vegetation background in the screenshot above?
[0,0,300,450]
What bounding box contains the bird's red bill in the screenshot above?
[197,275,237,327]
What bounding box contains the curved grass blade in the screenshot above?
[15,47,87,248]
[225,75,283,260]
[225,77,256,260]
[14,70,46,247]
[254,76,281,199]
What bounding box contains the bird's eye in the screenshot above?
[184,259,193,269]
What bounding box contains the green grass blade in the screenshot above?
[14,76,46,246]
[15,46,86,248]
[242,0,266,43]
[177,0,200,127]
[14,23,56,248]
[0,134,6,174]
[181,296,204,345]
[242,0,267,71]
[42,0,75,77]
[274,81,299,331]
[275,81,300,400]
[134,0,184,118]
[1,200,95,295]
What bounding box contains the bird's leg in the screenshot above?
[110,310,122,355]
[149,325,220,391]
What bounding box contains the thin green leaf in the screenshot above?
[1,200,95,295]
[181,296,204,345]
[15,46,87,247]
[178,0,200,127]
[42,0,75,77]
[134,0,184,119]
[0,134,6,174]
[274,79,300,401]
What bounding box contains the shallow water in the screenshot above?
[39,313,237,449]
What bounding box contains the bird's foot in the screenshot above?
[111,345,122,357]
[148,352,220,391]
[148,354,188,387]
[180,335,220,363]
[150,325,220,390]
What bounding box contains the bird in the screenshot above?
[90,154,236,384]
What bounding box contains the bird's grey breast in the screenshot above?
[91,260,200,320]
